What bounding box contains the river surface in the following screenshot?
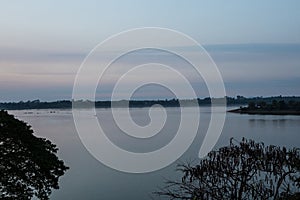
[9,107,300,200]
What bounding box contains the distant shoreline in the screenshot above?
[228,108,300,116]
[1,96,300,110]
[228,99,300,115]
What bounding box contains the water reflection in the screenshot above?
[8,108,300,200]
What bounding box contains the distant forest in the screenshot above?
[229,97,300,115]
[1,96,300,110]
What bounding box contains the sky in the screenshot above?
[0,0,300,101]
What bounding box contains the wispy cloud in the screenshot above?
[0,43,300,101]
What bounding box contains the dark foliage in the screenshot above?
[156,138,300,200]
[245,100,300,112]
[0,110,69,199]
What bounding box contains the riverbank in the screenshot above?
[228,108,300,115]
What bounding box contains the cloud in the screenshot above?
[0,43,300,101]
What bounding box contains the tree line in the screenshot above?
[1,96,300,110]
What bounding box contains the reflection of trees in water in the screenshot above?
[248,118,299,128]
[0,110,69,200]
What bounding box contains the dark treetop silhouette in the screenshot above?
[0,110,69,200]
[156,138,300,200]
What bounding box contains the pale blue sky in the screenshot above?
[0,1,300,101]
[1,0,300,48]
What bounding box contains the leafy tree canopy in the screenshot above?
[157,138,300,200]
[0,110,69,199]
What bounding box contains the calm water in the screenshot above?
[9,107,300,200]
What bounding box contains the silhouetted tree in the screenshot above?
[248,102,256,110]
[0,110,69,200]
[278,100,287,110]
[156,138,300,200]
[272,100,279,110]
